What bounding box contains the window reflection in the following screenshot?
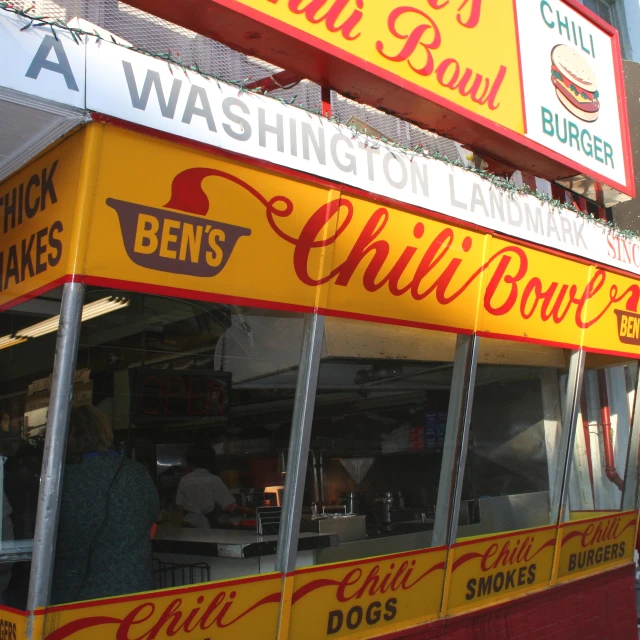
[298,319,457,565]
[456,338,570,539]
[569,355,638,515]
[0,287,63,609]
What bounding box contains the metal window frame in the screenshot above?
[275,313,325,575]
[26,282,86,638]
[432,334,479,548]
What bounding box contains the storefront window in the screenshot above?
[455,337,571,539]
[0,288,63,609]
[568,355,638,516]
[294,318,458,566]
[50,287,307,606]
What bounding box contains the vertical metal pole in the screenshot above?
[275,313,325,574]
[550,349,586,524]
[432,334,479,548]
[622,361,640,511]
[27,282,85,635]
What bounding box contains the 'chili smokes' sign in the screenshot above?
[121,0,634,200]
[447,527,556,615]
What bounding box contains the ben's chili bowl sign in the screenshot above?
[89,148,640,357]
[287,548,447,639]
[88,41,637,278]
[446,528,557,615]
[42,573,282,640]
[557,511,636,582]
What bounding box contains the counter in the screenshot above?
[153,527,337,559]
[152,526,338,585]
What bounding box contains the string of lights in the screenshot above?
[1,2,637,241]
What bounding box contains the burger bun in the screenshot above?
[551,44,598,92]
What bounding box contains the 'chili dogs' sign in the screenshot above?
[83,126,640,358]
[287,548,446,639]
[557,511,636,582]
[120,0,634,202]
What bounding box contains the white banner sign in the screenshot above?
[0,13,85,107]
[0,12,638,280]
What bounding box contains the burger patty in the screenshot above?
[551,75,600,113]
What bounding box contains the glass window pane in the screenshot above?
[0,287,63,609]
[569,355,638,515]
[297,318,458,563]
[288,319,457,637]
[51,287,306,613]
[456,337,571,540]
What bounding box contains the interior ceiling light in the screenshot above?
[0,297,130,350]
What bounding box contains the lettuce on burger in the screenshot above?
[550,44,600,123]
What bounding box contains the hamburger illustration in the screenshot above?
[550,44,600,122]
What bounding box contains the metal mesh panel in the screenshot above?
[16,0,461,161]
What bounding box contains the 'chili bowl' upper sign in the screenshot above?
[122,0,635,204]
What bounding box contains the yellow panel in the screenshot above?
[0,129,87,309]
[82,124,640,359]
[231,0,524,133]
[446,526,556,616]
[556,511,637,583]
[477,235,590,349]
[288,548,447,639]
[42,573,282,640]
[583,267,640,358]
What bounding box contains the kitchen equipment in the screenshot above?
[300,514,366,543]
[341,491,365,515]
[340,457,374,484]
[375,492,395,524]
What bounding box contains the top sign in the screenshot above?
[122,0,634,204]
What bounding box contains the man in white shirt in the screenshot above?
[176,446,238,528]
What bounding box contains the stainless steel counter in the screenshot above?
[153,526,337,559]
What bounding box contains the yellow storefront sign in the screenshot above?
[556,511,637,583]
[42,573,282,640]
[3,123,640,359]
[446,526,556,616]
[287,548,447,639]
[0,606,26,640]
[0,129,87,310]
[79,124,640,359]
[226,0,524,134]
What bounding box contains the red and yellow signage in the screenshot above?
[446,526,556,616]
[0,130,87,310]
[120,0,634,199]
[0,606,26,640]
[78,125,640,358]
[4,123,640,358]
[34,515,637,639]
[557,511,636,583]
[41,573,282,640]
[288,548,446,639]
